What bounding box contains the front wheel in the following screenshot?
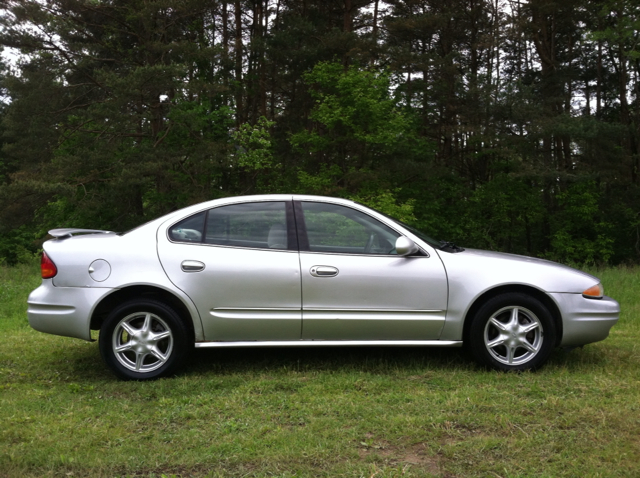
[99,299,190,380]
[468,293,556,371]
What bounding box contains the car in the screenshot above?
[27,194,620,379]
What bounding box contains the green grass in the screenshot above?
[1,264,639,477]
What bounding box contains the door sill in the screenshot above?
[194,340,462,348]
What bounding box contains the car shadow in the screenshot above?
[32,340,471,383]
[546,344,611,369]
[185,345,471,376]
[50,340,616,383]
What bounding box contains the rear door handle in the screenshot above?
[181,260,205,272]
[310,265,339,277]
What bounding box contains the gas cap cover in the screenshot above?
[88,259,111,282]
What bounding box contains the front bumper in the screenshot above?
[27,280,113,341]
[550,293,620,346]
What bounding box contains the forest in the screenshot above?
[0,0,639,265]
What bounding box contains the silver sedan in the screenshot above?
[27,195,620,379]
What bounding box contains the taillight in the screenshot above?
[41,252,58,279]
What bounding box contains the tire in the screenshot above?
[99,299,190,380]
[468,293,556,371]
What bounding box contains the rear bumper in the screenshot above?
[551,293,620,346]
[27,280,112,341]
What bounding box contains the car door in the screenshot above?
[295,200,448,340]
[157,200,302,341]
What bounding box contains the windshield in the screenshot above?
[382,217,443,249]
[359,203,464,252]
[397,222,443,249]
[353,204,441,247]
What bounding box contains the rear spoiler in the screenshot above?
[48,228,114,239]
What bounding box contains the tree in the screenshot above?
[1,0,640,264]
[0,0,233,233]
[290,61,433,196]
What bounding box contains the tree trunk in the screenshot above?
[234,0,243,125]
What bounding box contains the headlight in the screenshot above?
[582,283,604,299]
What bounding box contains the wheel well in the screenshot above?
[462,285,563,347]
[90,286,196,341]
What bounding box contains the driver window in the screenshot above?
[300,202,400,255]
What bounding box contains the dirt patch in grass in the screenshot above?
[359,438,441,475]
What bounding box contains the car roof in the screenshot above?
[162,194,360,219]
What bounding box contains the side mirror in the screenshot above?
[395,236,419,256]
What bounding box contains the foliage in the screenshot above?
[232,117,277,170]
[1,0,640,264]
[0,226,41,266]
[290,62,432,188]
[350,189,417,225]
[460,174,547,256]
[548,181,615,265]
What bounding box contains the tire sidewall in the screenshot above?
[469,293,556,371]
[99,299,189,380]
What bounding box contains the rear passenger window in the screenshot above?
[169,203,288,250]
[168,211,205,243]
[205,202,287,249]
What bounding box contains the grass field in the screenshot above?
[1,264,639,477]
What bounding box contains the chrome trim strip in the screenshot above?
[212,307,300,311]
[195,340,462,348]
[209,307,444,315]
[210,308,302,320]
[304,308,443,313]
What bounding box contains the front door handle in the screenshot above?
[181,260,205,272]
[310,265,339,277]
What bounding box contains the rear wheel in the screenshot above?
[468,293,556,371]
[99,299,190,380]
